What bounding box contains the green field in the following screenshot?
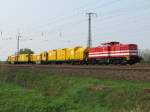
[0,68,149,112]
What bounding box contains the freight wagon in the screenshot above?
[30,54,41,64]
[40,47,87,64]
[7,55,17,64]
[17,54,31,64]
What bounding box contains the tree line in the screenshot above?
[141,49,150,63]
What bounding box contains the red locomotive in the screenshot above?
[88,42,140,65]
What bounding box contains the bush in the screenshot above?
[141,49,150,63]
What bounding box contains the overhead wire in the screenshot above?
[29,0,122,42]
[3,0,149,45]
[92,3,150,30]
[1,0,123,42]
[27,0,121,35]
[84,0,121,12]
[29,0,101,31]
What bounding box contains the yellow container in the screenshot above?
[74,47,87,60]
[36,54,41,62]
[10,55,16,64]
[48,50,57,61]
[66,48,75,60]
[41,52,48,62]
[31,54,41,63]
[18,54,29,62]
[56,48,66,61]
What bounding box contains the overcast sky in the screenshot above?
[0,0,150,60]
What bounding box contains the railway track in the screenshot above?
[1,64,150,71]
[1,64,150,81]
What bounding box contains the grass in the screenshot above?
[0,61,7,64]
[0,68,150,112]
[0,83,52,112]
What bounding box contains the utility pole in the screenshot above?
[86,12,97,48]
[17,33,21,61]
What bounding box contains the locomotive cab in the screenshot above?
[127,44,141,64]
